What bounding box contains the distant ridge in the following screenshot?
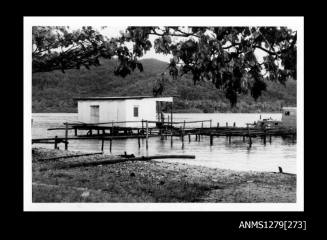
[32,58,296,113]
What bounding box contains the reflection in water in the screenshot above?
[32,113,296,173]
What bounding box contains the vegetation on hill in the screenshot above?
[33,26,297,106]
[32,58,296,113]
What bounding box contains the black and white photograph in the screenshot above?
[24,17,303,211]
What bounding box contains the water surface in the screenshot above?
[32,113,296,173]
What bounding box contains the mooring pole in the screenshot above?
[109,139,112,152]
[141,119,144,134]
[217,122,219,128]
[247,124,252,147]
[54,136,58,149]
[233,122,236,127]
[188,134,191,142]
[74,128,77,136]
[101,136,104,152]
[226,122,228,127]
[138,136,140,148]
[171,102,173,128]
[210,134,213,146]
[64,122,68,150]
[146,120,149,150]
[269,135,272,144]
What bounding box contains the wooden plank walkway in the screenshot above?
[33,119,296,151]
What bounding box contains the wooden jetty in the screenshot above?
[32,119,296,151]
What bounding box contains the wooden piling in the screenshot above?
[138,137,140,148]
[54,136,58,149]
[269,135,272,144]
[233,122,236,127]
[64,122,68,150]
[101,137,104,151]
[226,122,228,127]
[247,125,252,147]
[210,134,213,146]
[109,139,112,152]
[210,120,212,128]
[217,122,219,128]
[146,120,149,150]
[188,134,191,142]
[74,128,77,136]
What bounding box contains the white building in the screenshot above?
[281,107,296,128]
[74,96,173,127]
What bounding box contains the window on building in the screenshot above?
[285,111,290,116]
[133,106,139,117]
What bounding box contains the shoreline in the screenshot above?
[32,148,296,203]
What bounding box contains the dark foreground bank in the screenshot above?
[32,148,296,202]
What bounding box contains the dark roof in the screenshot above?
[73,96,174,101]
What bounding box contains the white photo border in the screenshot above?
[24,16,304,211]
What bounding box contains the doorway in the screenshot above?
[90,105,99,123]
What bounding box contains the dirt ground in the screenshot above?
[32,148,296,203]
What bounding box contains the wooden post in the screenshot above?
[233,122,236,127]
[54,136,58,149]
[210,134,213,146]
[247,124,252,147]
[101,136,104,152]
[138,137,140,148]
[171,134,173,147]
[210,120,212,128]
[146,120,149,150]
[263,129,267,145]
[269,135,272,144]
[74,128,77,136]
[183,120,186,130]
[171,102,173,128]
[229,135,231,144]
[141,119,144,133]
[188,134,191,142]
[109,139,112,152]
[226,122,228,127]
[217,122,219,128]
[243,135,245,142]
[64,122,68,150]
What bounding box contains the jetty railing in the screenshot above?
[34,119,296,151]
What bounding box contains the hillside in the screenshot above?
[32,58,296,113]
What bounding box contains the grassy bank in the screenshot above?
[32,148,296,203]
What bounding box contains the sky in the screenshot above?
[70,26,267,63]
[100,27,173,62]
